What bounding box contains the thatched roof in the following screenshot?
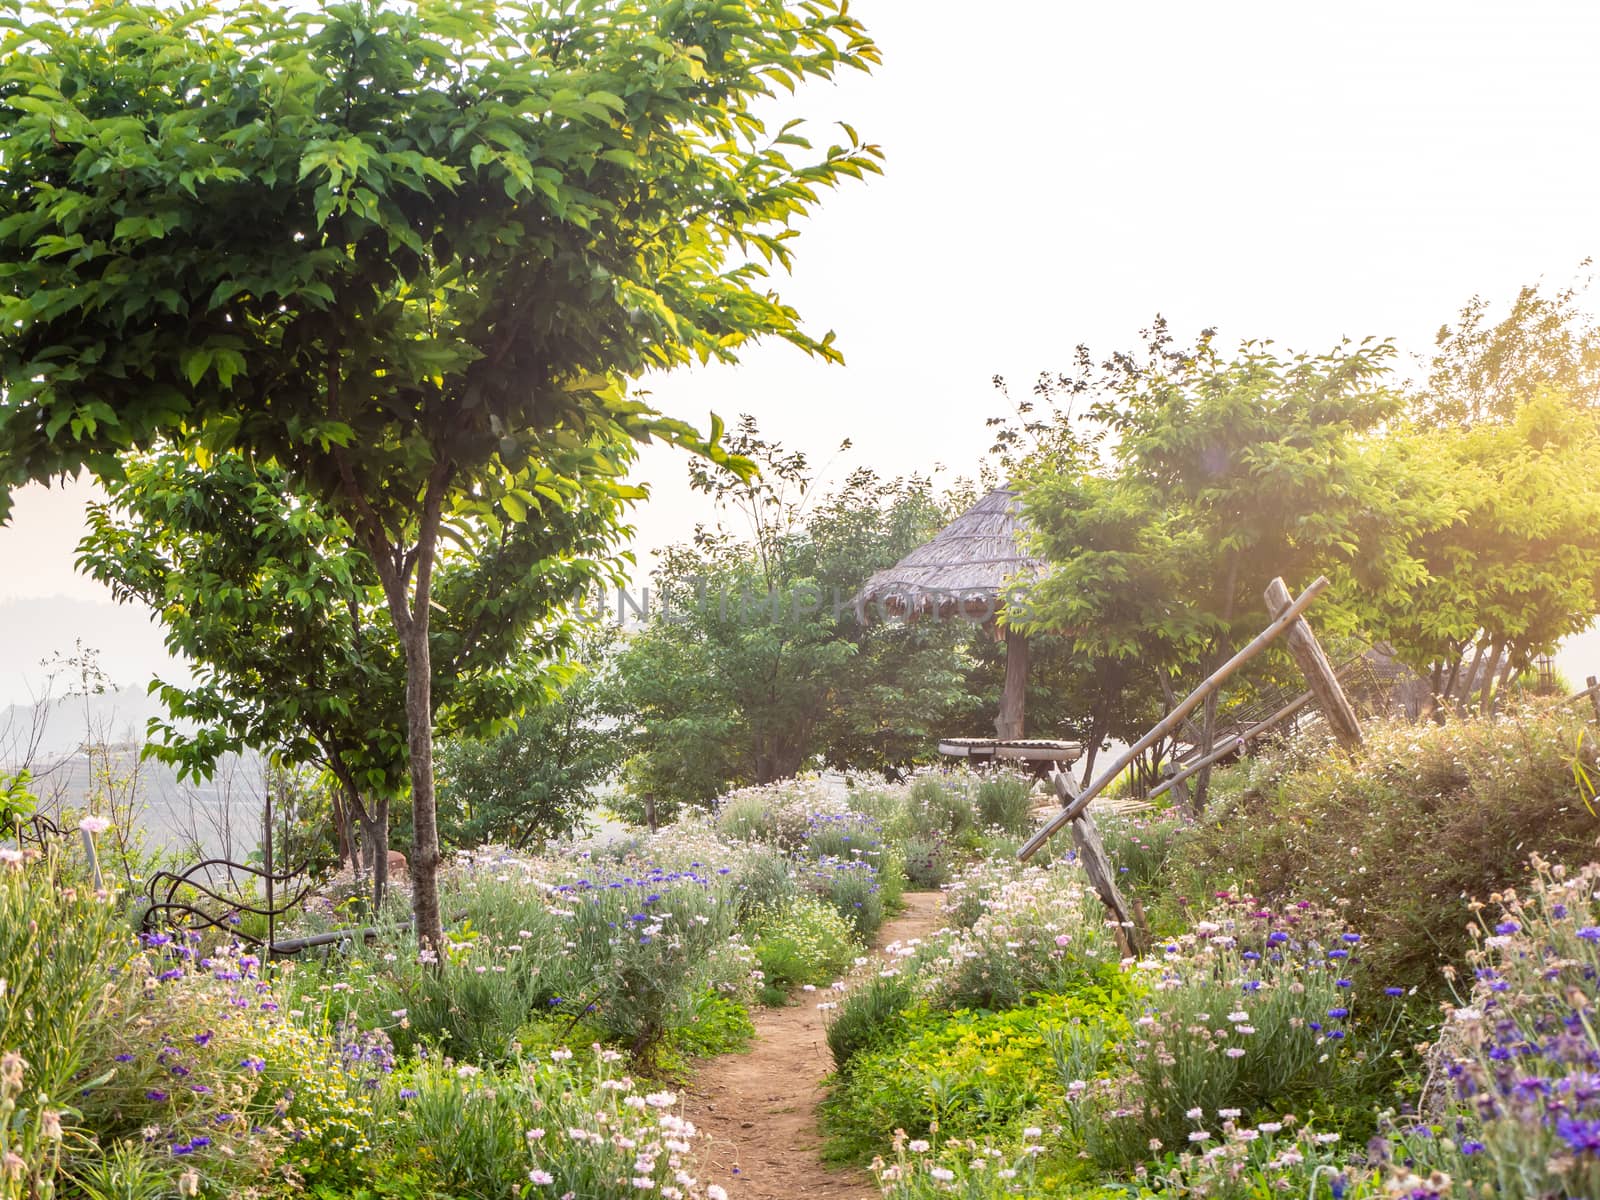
[854,486,1044,621]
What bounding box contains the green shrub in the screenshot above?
[728,844,797,920]
[925,860,1119,1012]
[1075,896,1393,1169]
[1395,856,1600,1199]
[1094,809,1186,904]
[804,811,888,871]
[1169,703,1600,992]
[826,972,917,1073]
[846,785,912,842]
[798,856,885,940]
[664,988,755,1061]
[975,771,1037,836]
[0,848,134,1106]
[716,791,775,844]
[870,1131,1044,1198]
[902,833,952,889]
[388,1048,712,1198]
[754,895,859,991]
[908,774,977,841]
[823,989,1124,1164]
[288,853,754,1064]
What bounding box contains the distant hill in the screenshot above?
[0,595,190,709]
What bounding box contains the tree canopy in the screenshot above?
[0,0,881,946]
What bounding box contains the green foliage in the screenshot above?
[434,631,627,851]
[1008,323,1417,802]
[0,850,134,1107]
[827,972,918,1073]
[1169,704,1600,993]
[1092,810,1187,911]
[901,833,953,889]
[798,857,884,940]
[0,771,35,826]
[612,423,981,806]
[976,771,1037,836]
[907,774,978,842]
[0,0,880,949]
[662,989,755,1063]
[823,991,1125,1164]
[0,0,881,506]
[753,895,858,994]
[1075,897,1389,1169]
[1351,390,1600,680]
[384,1050,715,1199]
[1418,272,1600,424]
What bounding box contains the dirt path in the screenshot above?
[684,891,946,1200]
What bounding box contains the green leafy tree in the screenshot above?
[1420,270,1600,424]
[1012,320,1424,806]
[613,422,974,809]
[76,445,628,906]
[0,0,879,945]
[434,629,627,850]
[1357,391,1600,703]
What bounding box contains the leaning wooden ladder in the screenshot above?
[1019,576,1365,956]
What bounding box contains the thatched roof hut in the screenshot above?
[853,486,1043,621]
[853,486,1045,738]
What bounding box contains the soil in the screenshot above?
[683,891,946,1200]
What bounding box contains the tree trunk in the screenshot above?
[1458,638,1488,714]
[995,627,1028,740]
[1078,708,1107,788]
[402,620,443,953]
[1156,674,1191,810]
[331,787,351,870]
[343,786,391,913]
[1478,638,1505,717]
[368,807,389,912]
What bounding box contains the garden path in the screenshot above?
[684,891,946,1200]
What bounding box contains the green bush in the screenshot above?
[798,857,885,940]
[0,847,135,1106]
[975,771,1037,836]
[754,895,859,992]
[1093,809,1186,905]
[804,811,888,871]
[908,774,977,841]
[826,972,917,1073]
[387,1048,714,1198]
[1075,896,1393,1169]
[901,833,952,889]
[716,791,776,844]
[1169,703,1600,992]
[822,989,1125,1164]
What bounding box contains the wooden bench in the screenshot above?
[937,738,1082,778]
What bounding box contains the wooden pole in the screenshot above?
[1070,811,1146,956]
[1263,577,1363,752]
[1019,575,1331,860]
[996,626,1029,740]
[263,790,275,953]
[1148,689,1315,800]
[1584,676,1600,725]
[1045,769,1145,954]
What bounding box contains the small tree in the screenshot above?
[1358,391,1600,703]
[1009,321,1422,806]
[612,422,975,807]
[434,628,627,851]
[0,1,879,946]
[78,445,630,907]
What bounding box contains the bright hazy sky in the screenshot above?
[4,0,1600,699]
